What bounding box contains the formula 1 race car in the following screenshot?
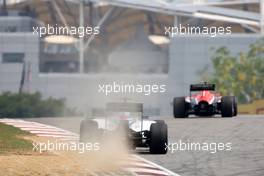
[173,83,237,118]
[80,102,168,154]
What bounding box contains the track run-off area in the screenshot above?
[2,115,263,176]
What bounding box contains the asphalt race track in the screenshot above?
[27,115,264,176]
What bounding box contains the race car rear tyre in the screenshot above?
[80,119,99,142]
[173,97,188,118]
[232,96,237,116]
[221,96,234,117]
[149,121,168,154]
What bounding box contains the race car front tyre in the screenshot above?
[149,121,168,154]
[80,119,99,142]
[173,97,188,118]
[221,96,234,117]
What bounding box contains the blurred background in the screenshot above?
[0,0,263,116]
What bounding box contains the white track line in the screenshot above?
[0,118,179,176]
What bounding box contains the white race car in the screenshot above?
[80,102,168,154]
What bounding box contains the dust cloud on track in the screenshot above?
[0,125,133,176]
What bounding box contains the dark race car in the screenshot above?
[173,83,237,118]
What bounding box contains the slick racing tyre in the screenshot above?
[173,97,188,118]
[221,96,235,117]
[232,96,237,116]
[80,119,99,142]
[149,121,168,154]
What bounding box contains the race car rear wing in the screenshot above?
[106,102,143,112]
[190,83,215,91]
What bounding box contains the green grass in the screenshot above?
[0,122,33,154]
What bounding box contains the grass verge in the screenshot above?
[0,122,33,154]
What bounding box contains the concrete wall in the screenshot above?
[0,33,39,92]
[0,16,35,32]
